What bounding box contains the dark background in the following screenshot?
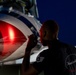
[37,0,76,46]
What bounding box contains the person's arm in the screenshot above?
[21,34,38,75]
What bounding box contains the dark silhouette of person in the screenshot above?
[21,20,76,75]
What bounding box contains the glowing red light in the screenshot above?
[0,20,26,59]
[9,27,14,41]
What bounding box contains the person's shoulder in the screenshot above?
[58,40,76,51]
[34,49,49,63]
[40,49,49,55]
[36,48,49,58]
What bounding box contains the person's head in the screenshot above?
[39,20,59,46]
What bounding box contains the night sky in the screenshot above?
[37,0,76,46]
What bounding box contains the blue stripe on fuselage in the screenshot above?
[0,10,39,36]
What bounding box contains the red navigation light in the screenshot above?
[8,27,14,41]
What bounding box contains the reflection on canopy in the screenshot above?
[0,20,26,60]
